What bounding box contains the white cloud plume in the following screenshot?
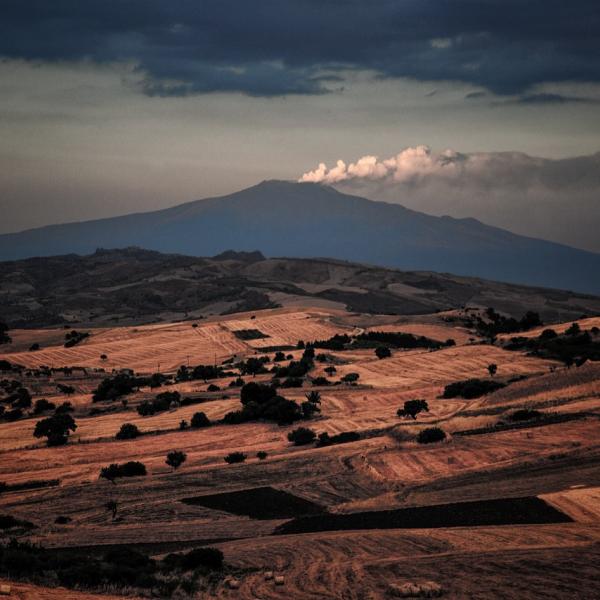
[300,145,472,184]
[300,146,600,253]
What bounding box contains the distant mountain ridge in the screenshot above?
[1,180,599,293]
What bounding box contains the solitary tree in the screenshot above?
[116,423,140,440]
[487,363,498,377]
[375,346,391,359]
[166,450,187,471]
[191,411,211,428]
[33,413,77,446]
[397,399,429,420]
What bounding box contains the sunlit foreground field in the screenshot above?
[0,307,599,598]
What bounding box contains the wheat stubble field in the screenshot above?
[0,307,599,599]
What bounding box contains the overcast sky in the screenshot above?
[1,1,599,250]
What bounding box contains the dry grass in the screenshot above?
[0,306,599,598]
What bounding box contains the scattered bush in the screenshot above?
[137,391,180,416]
[7,387,31,409]
[190,411,211,428]
[3,408,22,422]
[93,374,145,402]
[162,547,223,572]
[55,401,74,414]
[33,414,77,446]
[224,452,246,464]
[64,330,89,347]
[417,427,447,444]
[0,514,35,530]
[29,343,40,351]
[224,382,306,425]
[508,409,542,422]
[301,401,321,418]
[281,377,303,388]
[316,431,360,447]
[341,372,360,383]
[56,383,75,395]
[166,450,187,470]
[443,378,505,399]
[55,515,71,524]
[375,346,391,359]
[33,399,56,415]
[207,383,220,391]
[116,423,140,440]
[256,451,268,460]
[100,461,147,483]
[239,356,269,376]
[287,427,316,446]
[475,308,542,338]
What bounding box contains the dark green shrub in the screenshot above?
[443,378,505,399]
[33,414,77,446]
[33,399,56,415]
[375,346,391,359]
[224,452,246,464]
[341,372,360,383]
[116,423,140,440]
[316,431,360,447]
[100,461,147,482]
[417,427,447,444]
[508,409,542,421]
[191,411,211,428]
[287,427,316,446]
[166,450,187,470]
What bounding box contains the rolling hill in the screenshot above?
[1,247,599,328]
[0,180,599,293]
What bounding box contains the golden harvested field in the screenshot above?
[333,344,558,388]
[0,307,599,598]
[0,309,352,372]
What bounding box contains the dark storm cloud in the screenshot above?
[508,93,600,105]
[1,1,599,97]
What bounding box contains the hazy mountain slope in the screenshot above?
[1,180,598,293]
[1,248,599,328]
